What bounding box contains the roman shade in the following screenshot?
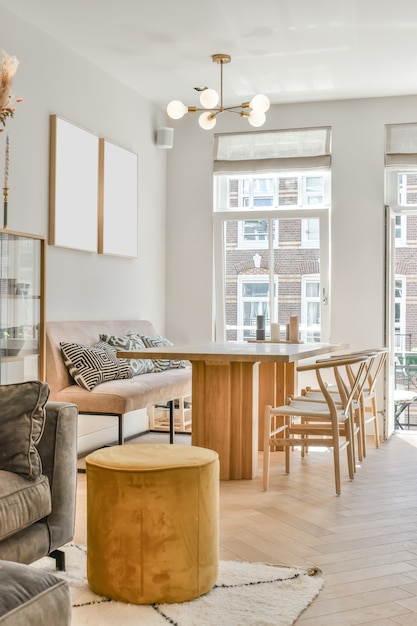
[213,126,331,173]
[385,122,417,167]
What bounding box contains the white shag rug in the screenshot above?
[33,543,324,626]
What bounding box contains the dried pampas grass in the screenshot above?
[0,50,21,129]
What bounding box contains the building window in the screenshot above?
[236,276,277,341]
[394,277,406,350]
[237,219,279,249]
[301,218,320,248]
[301,276,321,342]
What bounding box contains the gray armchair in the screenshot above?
[0,382,78,625]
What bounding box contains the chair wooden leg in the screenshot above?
[360,397,367,458]
[263,405,271,490]
[354,407,363,464]
[285,416,291,474]
[345,416,355,481]
[371,397,380,448]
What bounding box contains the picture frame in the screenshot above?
[49,115,99,253]
[98,139,138,258]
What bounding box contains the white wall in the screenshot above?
[165,94,417,352]
[0,7,169,334]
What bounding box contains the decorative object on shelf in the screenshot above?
[256,314,265,340]
[167,54,270,130]
[0,50,22,130]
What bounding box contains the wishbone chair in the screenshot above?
[297,349,384,462]
[263,354,369,496]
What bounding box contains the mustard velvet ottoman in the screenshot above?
[85,443,219,604]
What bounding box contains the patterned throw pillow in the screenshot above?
[60,340,132,391]
[99,334,154,376]
[0,380,49,479]
[137,334,186,372]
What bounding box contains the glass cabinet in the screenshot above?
[0,230,45,384]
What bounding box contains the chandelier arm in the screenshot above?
[222,105,250,113]
[186,107,221,114]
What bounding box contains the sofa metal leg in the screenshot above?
[168,400,174,444]
[118,414,124,445]
[49,549,65,571]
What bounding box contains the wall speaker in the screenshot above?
[157,127,174,149]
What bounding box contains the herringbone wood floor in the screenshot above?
[75,431,417,625]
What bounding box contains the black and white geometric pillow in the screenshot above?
[137,334,186,372]
[60,340,133,391]
[99,334,154,376]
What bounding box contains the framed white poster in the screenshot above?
[98,139,138,257]
[49,115,99,252]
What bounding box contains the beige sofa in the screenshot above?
[45,320,192,445]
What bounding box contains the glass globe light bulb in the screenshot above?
[167,100,188,119]
[199,88,219,109]
[199,112,217,130]
[248,110,266,128]
[249,94,270,113]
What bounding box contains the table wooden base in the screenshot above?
[191,359,296,479]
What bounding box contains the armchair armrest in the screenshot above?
[36,402,78,553]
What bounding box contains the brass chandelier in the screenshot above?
[167,54,270,130]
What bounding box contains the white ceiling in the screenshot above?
[2,0,417,110]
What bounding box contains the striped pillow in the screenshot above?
[99,334,154,376]
[60,340,132,391]
[136,334,186,372]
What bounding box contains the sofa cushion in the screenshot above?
[135,334,186,372]
[0,560,71,625]
[0,471,51,541]
[99,334,154,376]
[60,341,133,391]
[0,381,49,480]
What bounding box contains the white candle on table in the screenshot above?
[270,323,279,341]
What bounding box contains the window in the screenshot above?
[223,172,329,248]
[213,127,331,343]
[220,173,329,211]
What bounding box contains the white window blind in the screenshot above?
[385,122,417,167]
[213,126,331,173]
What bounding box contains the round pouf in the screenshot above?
[85,443,219,605]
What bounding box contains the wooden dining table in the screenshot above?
[118,341,347,480]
